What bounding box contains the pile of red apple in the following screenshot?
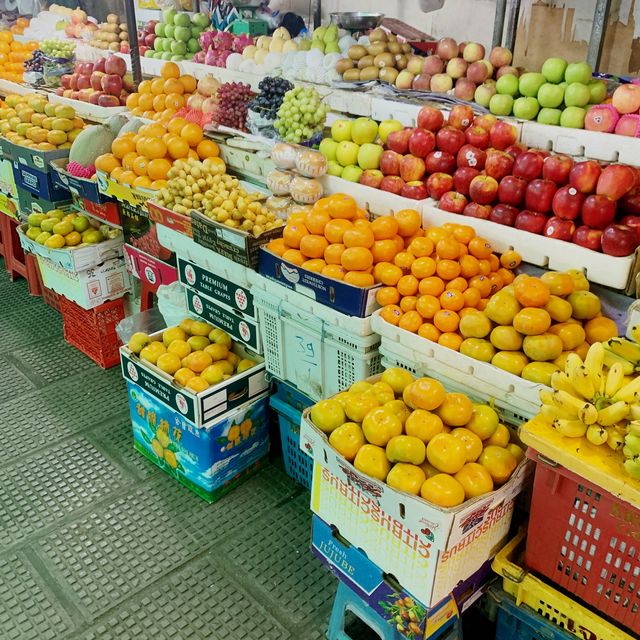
[56,55,133,107]
[136,19,159,58]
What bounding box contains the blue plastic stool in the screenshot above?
[327,582,463,639]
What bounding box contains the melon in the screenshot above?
[106,114,128,136]
[68,124,115,167]
[117,117,144,136]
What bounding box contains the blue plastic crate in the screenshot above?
[493,587,574,640]
[273,379,314,413]
[269,393,313,490]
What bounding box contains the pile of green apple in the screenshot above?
[146,9,207,60]
[319,117,403,182]
[479,57,607,127]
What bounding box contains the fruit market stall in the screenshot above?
[0,3,639,639]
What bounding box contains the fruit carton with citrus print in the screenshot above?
[127,382,270,502]
[300,370,532,606]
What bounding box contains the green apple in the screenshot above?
[564,61,592,85]
[163,8,177,24]
[171,40,187,55]
[336,141,360,166]
[537,83,564,108]
[564,82,590,107]
[341,165,363,182]
[175,26,191,42]
[187,38,200,53]
[351,117,378,144]
[161,52,173,60]
[331,119,353,143]
[357,143,384,170]
[171,55,184,61]
[154,37,164,51]
[518,72,545,98]
[192,12,210,28]
[537,108,562,125]
[162,39,173,52]
[378,119,403,143]
[560,106,586,128]
[164,24,175,39]
[496,74,519,96]
[174,13,191,28]
[489,93,514,116]
[319,138,339,161]
[153,52,164,59]
[588,80,607,104]
[154,22,165,37]
[541,57,567,84]
[513,96,539,120]
[144,50,155,58]
[327,161,344,177]
[474,84,496,107]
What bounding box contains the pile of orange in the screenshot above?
[0,32,38,82]
[95,118,219,190]
[125,62,196,124]
[9,18,29,35]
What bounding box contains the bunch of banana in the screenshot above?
[602,336,640,375]
[539,342,640,451]
[623,422,640,479]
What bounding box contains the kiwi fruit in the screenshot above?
[360,66,380,81]
[387,34,397,43]
[348,45,367,60]
[387,42,401,55]
[343,68,361,82]
[369,28,388,43]
[395,54,408,70]
[335,58,355,74]
[367,42,388,57]
[357,55,375,70]
[374,52,394,68]
[379,67,399,84]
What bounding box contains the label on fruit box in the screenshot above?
[123,244,178,287]
[177,257,254,317]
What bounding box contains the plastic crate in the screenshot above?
[524,449,640,634]
[42,286,61,312]
[269,393,313,490]
[491,587,574,640]
[254,288,381,401]
[273,379,315,413]
[492,529,635,640]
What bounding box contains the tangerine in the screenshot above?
[179,75,197,93]
[380,304,403,325]
[399,310,422,332]
[376,263,403,286]
[160,61,180,79]
[341,247,373,271]
[436,259,461,280]
[267,238,287,256]
[283,222,309,249]
[147,158,171,181]
[439,332,464,350]
[282,249,305,265]
[324,219,353,243]
[400,296,418,312]
[440,289,465,311]
[345,271,375,287]
[377,287,400,306]
[459,254,480,278]
[371,239,398,263]
[436,237,461,260]
[302,258,326,273]
[395,209,421,237]
[371,216,399,240]
[322,264,346,280]
[416,295,440,319]
[434,309,460,333]
[514,277,550,307]
[343,225,374,248]
[397,274,419,296]
[468,237,493,259]
[411,257,436,279]
[418,323,441,341]
[328,193,357,219]
[305,210,330,235]
[196,139,219,159]
[500,250,521,269]
[181,123,203,147]
[300,234,329,259]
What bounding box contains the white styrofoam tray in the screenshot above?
[47,93,126,122]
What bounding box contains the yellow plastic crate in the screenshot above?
[492,529,634,640]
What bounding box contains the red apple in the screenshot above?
[505,143,526,158]
[78,89,93,102]
[456,144,486,170]
[531,148,551,159]
[515,210,548,234]
[436,126,466,154]
[101,74,123,96]
[453,167,480,195]
[474,114,497,132]
[425,150,456,175]
[485,150,514,181]
[69,73,80,91]
[448,105,474,130]
[60,74,73,89]
[464,126,490,149]
[417,106,445,132]
[98,94,121,107]
[490,203,519,226]
[552,185,585,220]
[380,176,406,195]
[543,154,573,185]
[380,150,402,176]
[359,169,384,189]
[454,78,476,102]
[525,179,557,213]
[386,128,413,155]
[62,89,73,98]
[77,75,91,90]
[463,202,492,219]
[105,54,127,77]
[401,181,429,200]
[602,224,639,256]
[55,87,65,96]
[620,215,640,242]
[498,175,527,206]
[544,217,576,241]
[89,91,103,105]
[596,164,637,201]
[620,192,640,216]
[469,175,499,204]
[513,151,544,181]
[93,58,106,73]
[437,37,459,61]
[489,121,518,150]
[408,128,436,158]
[573,226,603,251]
[423,55,444,76]
[139,45,148,57]
[569,160,602,194]
[439,191,468,213]
[146,19,158,32]
[90,71,105,91]
[145,33,157,48]
[70,91,81,100]
[426,172,454,199]
[400,155,426,182]
[581,194,617,229]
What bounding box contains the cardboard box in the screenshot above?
[123,244,178,287]
[50,159,116,206]
[72,193,120,226]
[128,381,270,502]
[300,376,532,607]
[37,255,130,309]
[17,189,72,218]
[96,169,154,206]
[120,329,268,426]
[0,191,19,221]
[6,138,68,171]
[0,157,18,198]
[13,161,70,201]
[259,248,380,318]
[120,201,175,265]
[146,201,192,236]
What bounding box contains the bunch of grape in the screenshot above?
[24,50,45,72]
[211,82,254,131]
[248,77,294,121]
[40,39,75,58]
[274,86,327,144]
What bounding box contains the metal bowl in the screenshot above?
[330,12,385,31]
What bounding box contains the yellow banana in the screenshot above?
[624,433,640,456]
[597,401,629,427]
[552,390,589,415]
[630,324,640,344]
[578,403,598,425]
[623,457,640,480]
[570,365,596,401]
[541,403,580,422]
[584,342,604,390]
[553,418,588,438]
[628,404,640,421]
[586,425,608,445]
[605,337,640,365]
[612,376,640,403]
[565,353,584,379]
[626,420,640,437]
[539,389,555,405]
[605,363,625,398]
[550,372,577,395]
[605,426,625,451]
[603,349,635,376]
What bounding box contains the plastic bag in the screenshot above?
[42,55,74,88]
[157,281,191,328]
[116,307,168,344]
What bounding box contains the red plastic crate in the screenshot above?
[525,449,640,634]
[42,286,61,312]
[60,297,125,368]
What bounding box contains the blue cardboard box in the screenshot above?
[13,161,70,201]
[128,381,270,502]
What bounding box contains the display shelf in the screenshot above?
[47,93,126,122]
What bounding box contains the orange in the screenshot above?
[302,258,326,273]
[540,271,574,297]
[181,123,204,147]
[179,75,197,93]
[500,250,522,269]
[167,137,189,160]
[196,139,219,160]
[489,272,504,295]
[371,239,398,263]
[152,94,167,112]
[150,180,167,190]
[138,79,153,94]
[436,237,461,260]
[434,309,460,333]
[267,238,287,256]
[395,209,421,237]
[133,175,152,188]
[497,267,515,285]
[584,317,618,344]
[147,158,172,181]
[322,264,346,280]
[418,323,441,341]
[283,222,309,249]
[400,296,418,312]
[324,219,353,243]
[377,287,400,306]
[394,251,415,270]
[462,287,482,308]
[469,275,492,298]
[328,193,357,219]
[419,276,445,297]
[341,247,373,271]
[446,276,468,292]
[163,75,184,93]
[468,237,493,259]
[458,255,479,279]
[452,225,476,244]
[380,305,403,326]
[282,249,305,266]
[132,156,149,176]
[436,259,461,281]
[151,78,166,95]
[168,117,189,135]
[420,473,465,507]
[397,275,419,297]
[514,277,550,308]
[112,136,136,159]
[416,295,440,319]
[343,226,374,248]
[489,254,500,272]
[375,262,403,286]
[344,271,374,287]
[126,94,139,110]
[439,332,464,350]
[118,170,137,185]
[513,307,552,336]
[94,153,120,174]
[122,151,138,171]
[300,234,329,259]
[399,310,422,333]
[110,166,125,181]
[141,138,168,160]
[426,227,449,244]
[477,259,492,276]
[324,243,346,265]
[371,216,399,240]
[410,257,436,279]
[161,61,181,80]
[392,235,405,253]
[137,93,155,112]
[440,289,465,311]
